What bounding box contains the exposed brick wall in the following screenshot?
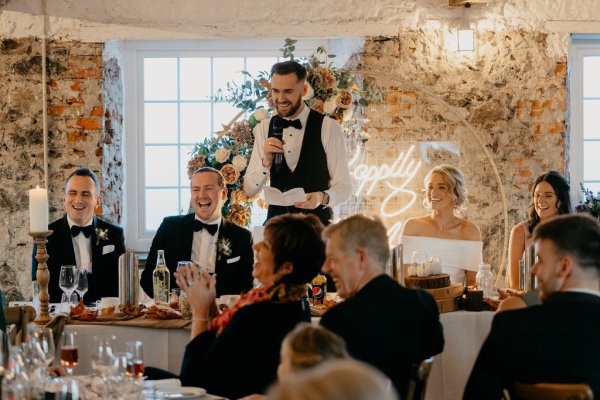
[355,31,567,279]
[0,38,109,301]
[0,29,570,299]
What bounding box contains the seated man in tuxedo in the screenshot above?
[32,167,126,303]
[464,214,600,399]
[140,167,254,298]
[319,214,444,398]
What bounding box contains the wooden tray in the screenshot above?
[425,283,464,300]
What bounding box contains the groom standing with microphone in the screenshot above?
[244,60,352,226]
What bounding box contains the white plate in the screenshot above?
[157,387,207,399]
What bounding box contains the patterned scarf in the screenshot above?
[210,282,306,335]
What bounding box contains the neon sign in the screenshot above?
[348,143,422,245]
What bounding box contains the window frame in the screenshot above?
[123,39,329,251]
[569,34,600,207]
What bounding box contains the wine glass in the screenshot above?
[125,340,145,380]
[59,265,79,308]
[35,327,56,366]
[60,331,79,376]
[75,270,89,303]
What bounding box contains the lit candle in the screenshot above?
[29,186,49,232]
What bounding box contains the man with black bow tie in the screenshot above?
[140,167,254,298]
[244,60,352,226]
[32,168,126,303]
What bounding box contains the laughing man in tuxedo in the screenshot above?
[140,167,254,298]
[32,168,126,303]
[464,214,600,399]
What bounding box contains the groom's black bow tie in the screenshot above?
[277,116,302,130]
[71,225,94,238]
[194,220,219,235]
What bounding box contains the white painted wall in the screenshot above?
[2,0,600,41]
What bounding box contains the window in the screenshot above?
[124,39,328,251]
[569,35,600,206]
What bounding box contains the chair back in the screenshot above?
[505,382,594,400]
[405,357,434,400]
[3,305,36,345]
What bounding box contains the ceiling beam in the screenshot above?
[449,0,493,6]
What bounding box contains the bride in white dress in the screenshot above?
[400,165,483,286]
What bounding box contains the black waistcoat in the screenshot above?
[266,109,333,226]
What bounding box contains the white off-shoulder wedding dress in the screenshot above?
[400,236,483,285]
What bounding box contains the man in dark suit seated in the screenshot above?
[319,214,444,398]
[140,167,254,298]
[464,214,600,399]
[32,167,126,303]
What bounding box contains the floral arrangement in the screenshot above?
[188,38,383,226]
[575,184,600,219]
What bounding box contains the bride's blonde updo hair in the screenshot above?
[422,164,467,209]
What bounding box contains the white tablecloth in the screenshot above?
[426,311,496,400]
[66,310,495,400]
[64,324,190,375]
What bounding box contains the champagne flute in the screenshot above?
[75,270,88,304]
[60,331,79,376]
[125,340,145,380]
[59,265,79,308]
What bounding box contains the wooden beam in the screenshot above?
[449,0,493,6]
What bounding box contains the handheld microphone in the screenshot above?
[272,116,284,173]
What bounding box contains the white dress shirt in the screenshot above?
[244,104,353,207]
[67,216,93,273]
[190,216,221,273]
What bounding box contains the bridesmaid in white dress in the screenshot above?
[400,165,482,286]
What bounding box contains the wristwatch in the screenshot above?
[321,191,330,207]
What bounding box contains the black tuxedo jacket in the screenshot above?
[31,215,126,303]
[464,291,600,399]
[320,275,444,398]
[140,214,254,297]
[180,300,308,399]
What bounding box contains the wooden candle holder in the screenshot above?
[30,230,53,325]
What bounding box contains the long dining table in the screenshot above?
[64,309,495,400]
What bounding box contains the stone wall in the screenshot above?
[356,30,568,279]
[0,28,570,299]
[0,38,108,301]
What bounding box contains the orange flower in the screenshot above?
[227,204,251,227]
[187,154,206,179]
[220,164,240,185]
[335,89,353,109]
[310,99,324,114]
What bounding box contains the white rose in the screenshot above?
[323,99,337,114]
[232,155,248,170]
[253,108,269,121]
[302,84,314,101]
[215,148,230,163]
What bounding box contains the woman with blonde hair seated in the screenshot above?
[401,164,482,285]
[267,359,398,400]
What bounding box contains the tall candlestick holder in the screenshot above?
[30,230,53,325]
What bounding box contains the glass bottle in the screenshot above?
[152,250,170,305]
[476,263,494,299]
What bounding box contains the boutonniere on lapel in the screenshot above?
[95,228,109,246]
[217,237,233,260]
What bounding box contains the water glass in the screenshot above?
[75,270,89,303]
[91,335,117,378]
[411,251,428,268]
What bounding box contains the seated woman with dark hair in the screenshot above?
[175,214,325,399]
